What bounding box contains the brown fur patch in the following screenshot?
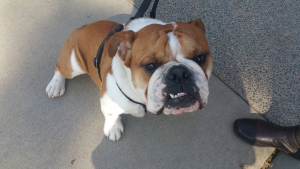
[53,20,120,97]
[174,20,212,79]
[129,24,174,88]
[108,31,135,67]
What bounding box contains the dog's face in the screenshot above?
[108,18,212,115]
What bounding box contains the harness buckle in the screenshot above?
[93,57,98,68]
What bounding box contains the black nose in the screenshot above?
[166,66,191,83]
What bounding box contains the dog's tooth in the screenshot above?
[175,95,178,98]
[170,94,175,99]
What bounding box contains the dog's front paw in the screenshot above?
[46,71,66,98]
[104,117,124,141]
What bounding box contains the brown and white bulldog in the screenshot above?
[46,18,212,141]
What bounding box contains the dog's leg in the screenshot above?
[46,48,86,98]
[100,93,125,141]
[103,113,124,142]
[46,70,66,98]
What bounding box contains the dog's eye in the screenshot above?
[193,54,207,65]
[144,63,158,72]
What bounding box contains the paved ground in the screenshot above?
[0,0,299,168]
[271,152,300,169]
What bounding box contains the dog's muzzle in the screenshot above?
[147,64,207,115]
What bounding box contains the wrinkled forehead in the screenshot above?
[132,22,209,63]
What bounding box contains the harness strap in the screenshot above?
[116,82,147,113]
[93,24,124,81]
[150,0,159,18]
[130,0,152,21]
[93,24,124,82]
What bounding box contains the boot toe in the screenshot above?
[233,118,300,156]
[233,118,257,145]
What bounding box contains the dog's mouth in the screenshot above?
[155,92,203,115]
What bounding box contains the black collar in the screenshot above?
[93,0,160,114]
[116,82,147,113]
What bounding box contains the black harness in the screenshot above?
[93,0,160,114]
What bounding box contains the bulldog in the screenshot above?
[46,18,212,141]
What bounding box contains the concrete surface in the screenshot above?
[129,0,300,127]
[0,0,276,168]
[271,152,300,169]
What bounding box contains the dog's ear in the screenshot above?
[187,18,205,34]
[108,30,135,67]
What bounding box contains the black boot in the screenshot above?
[233,118,300,160]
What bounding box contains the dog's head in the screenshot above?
[108,18,212,115]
